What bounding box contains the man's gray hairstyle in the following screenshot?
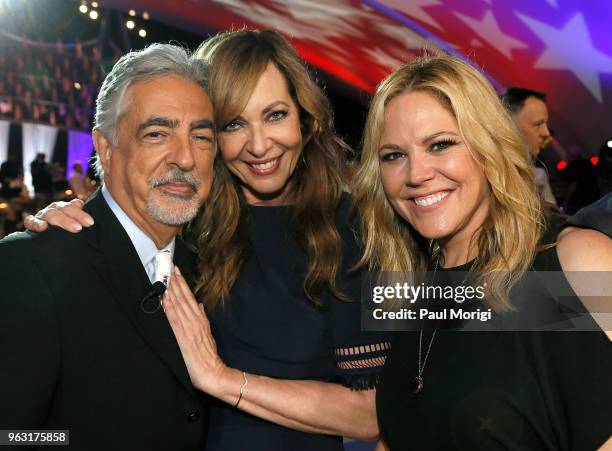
[92,43,210,178]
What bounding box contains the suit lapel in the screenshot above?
[84,190,199,400]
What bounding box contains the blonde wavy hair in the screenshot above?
[190,29,350,309]
[353,55,545,312]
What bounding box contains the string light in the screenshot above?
[138,29,147,38]
[607,140,612,148]
[79,4,88,13]
[89,10,99,19]
[129,9,136,16]
[142,11,149,20]
[91,1,98,6]
[74,82,81,90]
[126,20,135,29]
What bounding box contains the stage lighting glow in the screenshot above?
[590,156,599,166]
[79,4,88,13]
[65,190,73,196]
[143,11,149,20]
[607,140,612,148]
[556,160,568,171]
[91,1,98,6]
[74,82,81,90]
[0,203,8,210]
[139,29,147,38]
[129,9,136,16]
[126,20,135,29]
[89,10,98,19]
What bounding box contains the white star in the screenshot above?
[282,0,371,24]
[280,0,381,42]
[518,12,612,103]
[209,0,244,8]
[210,0,344,50]
[378,0,443,31]
[455,10,528,59]
[209,0,392,88]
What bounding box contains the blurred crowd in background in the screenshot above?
[0,39,112,130]
[1,5,611,238]
[0,151,97,235]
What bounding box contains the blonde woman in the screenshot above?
[353,55,612,450]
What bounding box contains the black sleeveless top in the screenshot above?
[376,217,612,450]
[206,194,390,451]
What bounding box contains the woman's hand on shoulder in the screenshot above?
[24,198,94,233]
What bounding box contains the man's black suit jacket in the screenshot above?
[0,190,209,450]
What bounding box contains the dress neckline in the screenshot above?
[429,258,476,272]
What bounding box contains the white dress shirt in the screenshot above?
[101,185,175,283]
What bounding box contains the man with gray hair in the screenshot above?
[0,44,215,450]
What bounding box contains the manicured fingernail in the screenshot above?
[85,218,94,226]
[175,266,181,276]
[74,224,82,231]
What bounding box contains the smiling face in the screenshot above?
[379,90,490,252]
[95,76,215,246]
[218,62,303,205]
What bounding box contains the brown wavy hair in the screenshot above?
[353,55,545,312]
[191,29,350,309]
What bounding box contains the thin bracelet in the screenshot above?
[234,371,248,408]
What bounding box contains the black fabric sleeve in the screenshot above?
[0,238,61,428]
[329,264,391,390]
[330,194,391,390]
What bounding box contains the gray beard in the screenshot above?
[147,191,200,226]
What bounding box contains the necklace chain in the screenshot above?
[415,250,475,394]
[417,328,437,378]
[414,252,439,394]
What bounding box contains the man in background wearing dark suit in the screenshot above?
[501,87,558,207]
[0,43,217,450]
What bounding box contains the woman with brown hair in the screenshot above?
[27,30,388,450]
[353,54,612,450]
[165,29,388,450]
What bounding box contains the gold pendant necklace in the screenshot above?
[415,328,436,394]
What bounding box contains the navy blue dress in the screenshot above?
[206,194,389,450]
